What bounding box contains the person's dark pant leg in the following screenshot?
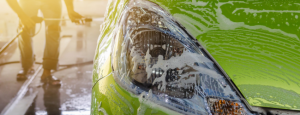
[19,0,39,71]
[40,0,62,70]
[42,24,61,70]
[18,26,35,70]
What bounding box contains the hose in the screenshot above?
[0,61,93,67]
[0,30,23,55]
[0,20,94,71]
[0,60,93,73]
[0,22,42,54]
[0,17,95,55]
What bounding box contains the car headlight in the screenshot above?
[111,0,253,114]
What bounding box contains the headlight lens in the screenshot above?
[112,0,252,114]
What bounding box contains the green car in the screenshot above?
[91,0,300,114]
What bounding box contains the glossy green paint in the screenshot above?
[91,0,128,114]
[92,0,300,113]
[148,0,300,110]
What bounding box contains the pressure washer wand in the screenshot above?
[0,30,23,55]
[43,18,104,22]
[44,18,92,22]
[0,17,103,55]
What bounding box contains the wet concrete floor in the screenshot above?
[0,20,102,115]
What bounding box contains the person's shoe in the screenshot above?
[41,75,61,86]
[17,70,28,81]
[16,68,35,81]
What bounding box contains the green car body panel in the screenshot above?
[92,0,300,114]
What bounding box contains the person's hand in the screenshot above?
[18,14,35,29]
[67,10,84,24]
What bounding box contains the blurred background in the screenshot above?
[0,0,108,114]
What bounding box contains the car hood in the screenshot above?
[149,0,300,111]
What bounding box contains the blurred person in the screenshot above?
[6,0,84,86]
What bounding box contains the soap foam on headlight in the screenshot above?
[111,0,253,114]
